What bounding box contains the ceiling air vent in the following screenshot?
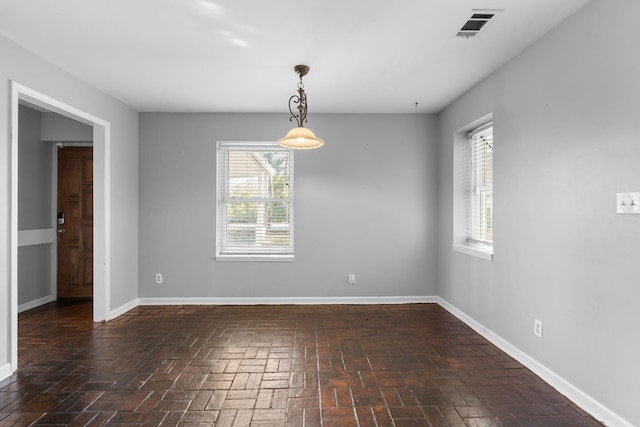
[456,9,502,38]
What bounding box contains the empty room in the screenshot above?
[0,1,638,426]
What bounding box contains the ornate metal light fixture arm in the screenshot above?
[287,86,307,127]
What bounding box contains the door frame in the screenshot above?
[9,81,112,371]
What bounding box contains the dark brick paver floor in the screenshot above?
[0,301,603,426]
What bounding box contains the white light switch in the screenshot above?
[617,192,640,214]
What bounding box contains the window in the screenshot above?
[216,141,294,260]
[469,123,493,245]
[453,120,494,260]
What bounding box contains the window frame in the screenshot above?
[216,141,294,262]
[452,117,494,261]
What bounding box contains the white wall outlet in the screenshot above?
[534,319,543,338]
[155,273,163,284]
[616,192,640,214]
[348,273,356,285]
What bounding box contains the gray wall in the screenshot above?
[436,0,639,425]
[41,112,93,142]
[18,105,52,305]
[0,34,139,372]
[139,113,438,299]
[18,106,51,230]
[17,246,51,305]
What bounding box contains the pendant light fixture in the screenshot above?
[278,65,325,149]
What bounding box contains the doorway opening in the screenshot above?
[9,82,112,373]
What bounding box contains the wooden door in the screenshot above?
[57,147,93,299]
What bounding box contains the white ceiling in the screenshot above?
[0,0,591,113]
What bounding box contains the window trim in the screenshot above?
[216,141,294,262]
[452,115,494,261]
[452,242,493,261]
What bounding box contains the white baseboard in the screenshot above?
[437,297,632,427]
[18,295,55,313]
[109,298,139,320]
[0,363,12,382]
[138,295,438,306]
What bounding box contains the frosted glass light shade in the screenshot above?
[278,126,325,149]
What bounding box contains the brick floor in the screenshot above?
[0,301,603,426]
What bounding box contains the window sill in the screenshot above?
[216,254,295,262]
[452,243,493,261]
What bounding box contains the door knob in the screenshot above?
[57,228,66,235]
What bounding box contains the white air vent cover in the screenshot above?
[456,9,503,38]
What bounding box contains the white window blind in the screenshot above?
[468,123,493,245]
[217,142,294,259]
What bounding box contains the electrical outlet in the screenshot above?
[155,273,163,284]
[348,274,356,285]
[534,319,543,338]
[617,192,640,214]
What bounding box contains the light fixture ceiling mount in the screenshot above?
[278,64,325,149]
[293,64,309,78]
